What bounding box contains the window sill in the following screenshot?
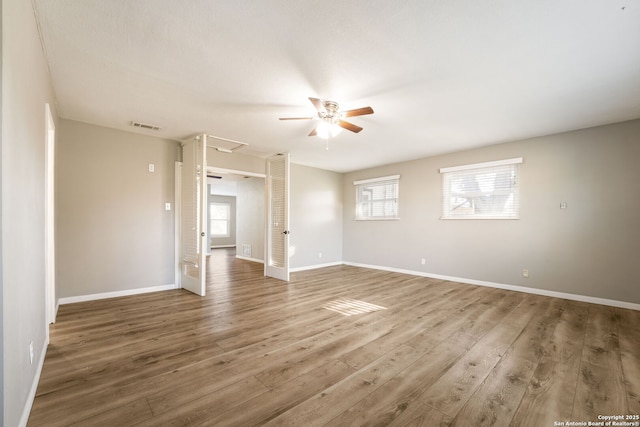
[440,216,520,220]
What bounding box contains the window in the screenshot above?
[440,158,522,219]
[354,175,400,220]
[209,202,231,237]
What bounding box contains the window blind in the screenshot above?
[353,175,400,220]
[440,158,522,219]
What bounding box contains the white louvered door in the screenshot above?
[265,153,290,281]
[180,136,207,296]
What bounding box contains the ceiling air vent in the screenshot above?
[130,121,161,131]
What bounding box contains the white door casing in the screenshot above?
[45,103,56,326]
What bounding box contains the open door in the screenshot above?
[265,153,290,281]
[180,135,208,296]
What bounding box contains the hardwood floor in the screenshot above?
[29,248,640,426]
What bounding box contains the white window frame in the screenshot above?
[440,158,522,220]
[353,175,400,220]
[209,202,231,237]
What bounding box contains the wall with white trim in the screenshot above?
[56,120,180,299]
[289,164,343,269]
[236,176,265,262]
[1,0,58,425]
[343,119,640,305]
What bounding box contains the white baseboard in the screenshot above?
[18,335,48,427]
[235,255,264,264]
[343,261,640,311]
[54,265,640,311]
[290,261,343,272]
[58,284,179,305]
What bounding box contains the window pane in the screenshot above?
[210,219,228,236]
[210,202,230,236]
[442,163,519,219]
[354,177,399,220]
[210,204,229,220]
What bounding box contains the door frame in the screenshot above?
[207,166,266,264]
[45,103,56,328]
[175,161,290,285]
[175,165,267,284]
[174,162,182,289]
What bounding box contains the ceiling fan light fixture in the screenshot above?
[316,120,342,139]
[280,97,373,140]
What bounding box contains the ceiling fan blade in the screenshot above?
[339,120,363,133]
[279,117,315,120]
[342,106,374,117]
[308,97,327,114]
[308,127,318,136]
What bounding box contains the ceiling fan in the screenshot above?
[279,97,374,137]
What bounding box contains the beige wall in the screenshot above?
[56,120,180,298]
[344,119,640,305]
[1,0,58,424]
[207,147,266,175]
[1,2,4,421]
[290,164,343,269]
[236,177,265,261]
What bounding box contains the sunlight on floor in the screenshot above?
[323,298,387,316]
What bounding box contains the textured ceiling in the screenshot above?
[33,0,640,172]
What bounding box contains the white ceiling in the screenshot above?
[33,0,640,173]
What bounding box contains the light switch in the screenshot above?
[165,203,171,211]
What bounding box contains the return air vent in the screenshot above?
[130,121,161,131]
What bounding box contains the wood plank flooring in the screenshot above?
[28,248,640,426]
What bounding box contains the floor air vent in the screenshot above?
[242,244,252,258]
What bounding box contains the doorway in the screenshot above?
[176,155,290,293]
[208,170,265,269]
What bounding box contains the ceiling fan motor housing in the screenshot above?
[320,100,342,123]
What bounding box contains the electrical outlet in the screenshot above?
[421,258,426,265]
[29,341,34,364]
[148,163,155,173]
[560,202,567,209]
[522,269,529,278]
[318,252,322,259]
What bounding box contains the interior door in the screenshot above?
[265,153,290,281]
[180,135,208,296]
